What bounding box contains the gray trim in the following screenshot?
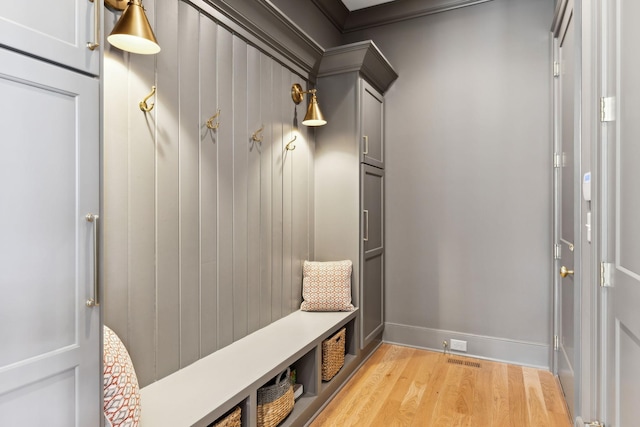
[312,0,494,33]
[188,0,324,78]
[318,40,398,94]
[384,322,550,369]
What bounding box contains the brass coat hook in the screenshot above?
[286,135,297,151]
[139,86,156,112]
[207,109,221,130]
[251,125,264,143]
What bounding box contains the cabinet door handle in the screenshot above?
[87,0,100,51]
[86,213,100,307]
[363,210,369,242]
[363,135,369,155]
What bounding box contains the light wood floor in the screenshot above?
[310,344,571,427]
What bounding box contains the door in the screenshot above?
[0,48,101,426]
[601,0,640,425]
[361,80,384,168]
[0,0,100,75]
[361,164,384,349]
[555,1,578,419]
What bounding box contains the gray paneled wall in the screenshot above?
[103,0,313,387]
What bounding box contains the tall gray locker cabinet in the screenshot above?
[315,41,397,351]
[0,2,101,425]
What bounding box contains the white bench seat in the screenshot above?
[139,309,358,427]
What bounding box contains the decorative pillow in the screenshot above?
[104,326,141,427]
[301,260,355,312]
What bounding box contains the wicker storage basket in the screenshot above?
[210,406,241,427]
[322,328,346,381]
[257,368,294,427]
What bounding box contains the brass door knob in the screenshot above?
[560,266,574,278]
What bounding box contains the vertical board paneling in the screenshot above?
[103,8,129,343]
[271,63,284,321]
[232,37,249,341]
[126,0,158,388]
[104,4,315,384]
[217,26,234,348]
[154,0,181,383]
[259,53,273,328]
[247,45,262,335]
[199,15,219,357]
[292,79,310,310]
[178,1,201,368]
[281,71,294,315]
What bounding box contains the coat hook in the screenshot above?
[139,86,156,112]
[286,135,297,151]
[251,125,264,143]
[207,109,221,130]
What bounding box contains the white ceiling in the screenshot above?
[341,0,398,11]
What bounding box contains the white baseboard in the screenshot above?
[383,322,550,369]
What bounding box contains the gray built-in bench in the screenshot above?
[139,309,359,427]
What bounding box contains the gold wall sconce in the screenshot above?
[291,84,327,127]
[106,0,161,54]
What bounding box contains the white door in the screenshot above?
[0,0,100,75]
[0,48,101,426]
[601,0,640,425]
[555,1,579,419]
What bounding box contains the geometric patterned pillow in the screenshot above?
[300,260,355,312]
[103,326,141,427]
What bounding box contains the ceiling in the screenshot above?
[341,0,398,11]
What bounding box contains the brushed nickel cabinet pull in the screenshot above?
[87,0,100,51]
[363,209,369,242]
[86,213,100,307]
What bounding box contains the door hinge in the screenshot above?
[553,152,562,168]
[600,262,613,287]
[585,422,604,427]
[554,244,561,260]
[600,97,615,122]
[554,335,559,351]
[553,61,560,77]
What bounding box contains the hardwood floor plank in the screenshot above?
[507,364,529,427]
[311,345,572,427]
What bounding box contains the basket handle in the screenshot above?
[276,367,291,385]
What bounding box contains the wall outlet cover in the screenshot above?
[450,339,467,352]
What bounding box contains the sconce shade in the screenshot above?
[107,0,161,55]
[302,94,327,127]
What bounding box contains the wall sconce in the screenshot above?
[106,0,161,54]
[291,84,327,127]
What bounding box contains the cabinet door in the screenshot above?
[0,0,100,75]
[361,165,384,348]
[360,80,384,168]
[0,48,100,426]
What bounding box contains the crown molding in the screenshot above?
[313,0,494,32]
[188,0,324,78]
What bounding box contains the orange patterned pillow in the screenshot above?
[104,326,141,427]
[301,260,355,311]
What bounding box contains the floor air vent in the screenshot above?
[448,358,481,368]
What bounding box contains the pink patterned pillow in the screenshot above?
[104,326,141,427]
[301,260,355,311]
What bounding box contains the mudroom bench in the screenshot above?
[139,309,359,427]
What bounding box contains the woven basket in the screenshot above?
[210,406,241,427]
[257,369,294,427]
[322,328,346,381]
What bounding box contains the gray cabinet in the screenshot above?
[315,41,397,352]
[0,47,101,426]
[0,0,100,75]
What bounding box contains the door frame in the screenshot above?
[551,0,600,424]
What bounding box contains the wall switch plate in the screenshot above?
[450,339,467,352]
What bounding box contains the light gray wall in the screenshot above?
[343,0,554,364]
